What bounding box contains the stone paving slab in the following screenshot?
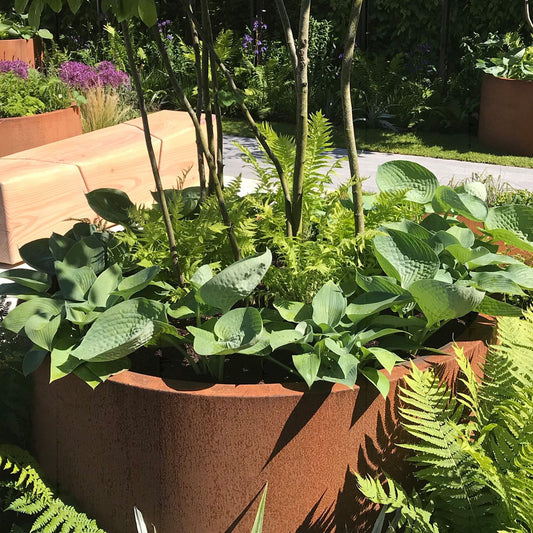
[224,135,533,192]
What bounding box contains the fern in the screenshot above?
[0,444,106,533]
[358,309,533,533]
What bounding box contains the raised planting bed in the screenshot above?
[0,106,82,158]
[0,37,43,68]
[32,315,494,533]
[478,74,533,157]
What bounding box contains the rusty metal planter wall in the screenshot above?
[478,74,533,157]
[32,316,494,533]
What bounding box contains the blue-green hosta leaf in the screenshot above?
[501,264,533,290]
[474,296,523,317]
[361,367,390,398]
[420,213,450,232]
[468,271,525,296]
[434,269,453,283]
[487,228,533,253]
[49,233,75,261]
[367,347,404,374]
[312,281,346,328]
[319,349,359,388]
[485,205,533,244]
[434,186,488,221]
[190,264,213,289]
[0,268,50,292]
[49,325,83,381]
[200,249,272,313]
[374,229,440,288]
[346,293,403,323]
[213,307,263,351]
[376,161,438,204]
[3,298,63,334]
[270,329,305,351]
[354,328,403,346]
[238,330,271,355]
[446,225,475,248]
[64,300,101,326]
[113,266,160,300]
[55,262,97,302]
[356,272,408,296]
[86,188,134,224]
[72,298,166,363]
[88,263,123,308]
[25,313,61,351]
[273,300,313,323]
[462,181,487,202]
[22,348,48,377]
[382,220,432,241]
[62,235,107,273]
[446,244,522,268]
[19,238,55,275]
[293,351,321,388]
[409,280,485,327]
[73,358,131,389]
[187,327,224,356]
[0,283,40,300]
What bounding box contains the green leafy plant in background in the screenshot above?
[357,308,533,533]
[475,32,533,80]
[0,11,52,40]
[0,445,105,532]
[0,69,82,118]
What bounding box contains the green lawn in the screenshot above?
[222,118,533,169]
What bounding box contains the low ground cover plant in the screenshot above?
[357,309,533,532]
[0,60,81,117]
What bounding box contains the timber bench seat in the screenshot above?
[0,110,201,265]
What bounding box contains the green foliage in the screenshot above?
[476,32,533,81]
[0,444,105,532]
[0,70,76,118]
[357,308,533,532]
[0,11,52,39]
[0,223,177,388]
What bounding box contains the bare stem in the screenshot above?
[121,21,185,287]
[340,0,365,236]
[181,0,294,237]
[152,27,241,261]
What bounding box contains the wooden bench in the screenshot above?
[0,110,202,265]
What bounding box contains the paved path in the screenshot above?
[224,135,533,193]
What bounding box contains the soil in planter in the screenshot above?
[128,313,476,385]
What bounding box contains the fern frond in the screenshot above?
[0,444,105,533]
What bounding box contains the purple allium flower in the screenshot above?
[0,60,29,79]
[60,61,130,90]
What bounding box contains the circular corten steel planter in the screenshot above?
[0,37,43,68]
[0,106,82,157]
[32,316,494,533]
[478,74,533,156]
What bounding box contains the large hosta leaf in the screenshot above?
[86,188,134,224]
[485,205,533,244]
[468,271,525,296]
[2,298,63,334]
[0,268,50,293]
[409,280,485,327]
[200,249,272,312]
[213,307,263,350]
[501,264,533,290]
[72,298,166,363]
[376,161,438,204]
[475,296,523,317]
[55,262,97,302]
[434,186,488,221]
[312,281,346,328]
[374,229,440,288]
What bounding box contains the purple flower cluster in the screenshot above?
[243,18,268,56]
[59,61,130,90]
[0,59,29,80]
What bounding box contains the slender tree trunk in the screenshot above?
[187,0,207,202]
[526,0,533,31]
[181,1,294,236]
[200,0,225,189]
[275,0,311,236]
[340,0,365,236]
[122,22,185,286]
[152,28,242,261]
